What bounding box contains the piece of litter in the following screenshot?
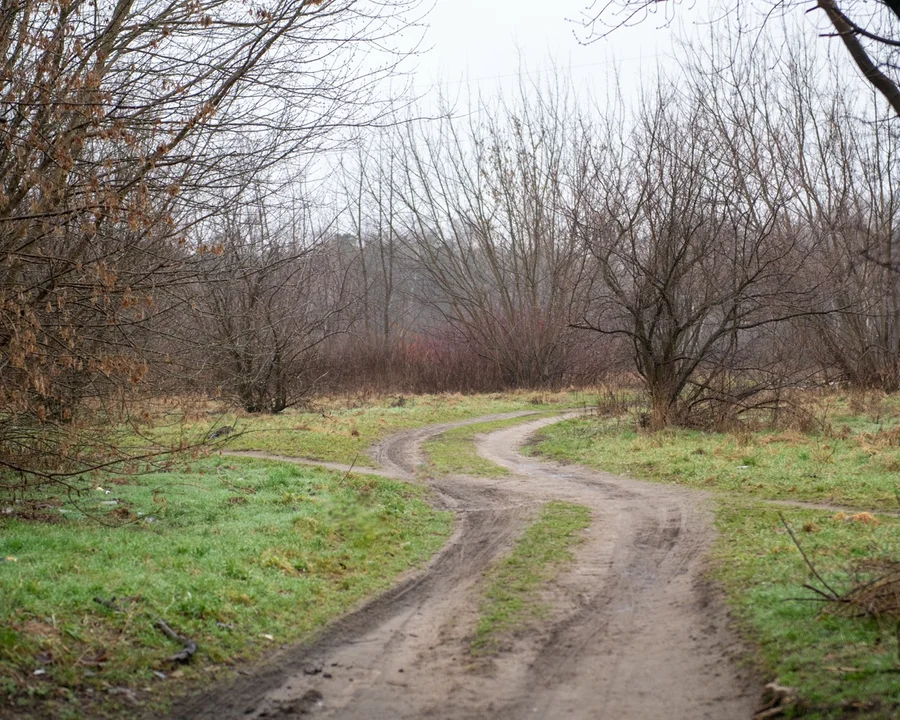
[261,634,274,641]
[153,670,167,680]
[33,669,46,676]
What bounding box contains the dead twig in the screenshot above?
[154,619,198,664]
[93,596,124,612]
[337,453,360,487]
[779,512,840,599]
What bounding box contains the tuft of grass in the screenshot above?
[470,502,591,657]
[530,416,900,509]
[714,501,900,719]
[0,457,452,718]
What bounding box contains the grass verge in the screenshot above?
[714,501,900,719]
[470,502,591,657]
[420,412,559,477]
[0,456,452,719]
[530,415,900,509]
[152,391,584,467]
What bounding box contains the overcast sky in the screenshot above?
[406,0,861,111]
[412,0,697,105]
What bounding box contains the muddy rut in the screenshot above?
[169,414,760,720]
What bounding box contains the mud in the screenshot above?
[168,414,761,720]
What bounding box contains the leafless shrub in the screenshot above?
[0,0,424,483]
[184,195,352,413]
[576,53,831,429]
[783,515,900,645]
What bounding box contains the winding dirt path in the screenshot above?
[169,414,761,720]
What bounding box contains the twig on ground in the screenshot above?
[779,512,840,599]
[93,597,124,612]
[154,619,198,664]
[338,453,360,487]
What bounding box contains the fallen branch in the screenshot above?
[154,619,198,664]
[754,680,797,719]
[779,513,840,599]
[93,596,124,612]
[782,514,900,662]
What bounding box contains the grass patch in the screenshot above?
[169,391,583,467]
[528,391,900,717]
[531,415,900,509]
[470,501,591,657]
[420,412,560,477]
[0,456,452,718]
[714,501,900,719]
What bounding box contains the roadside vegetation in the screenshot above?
[0,454,451,719]
[420,409,566,477]
[715,502,900,719]
[532,392,900,510]
[531,389,900,718]
[470,502,591,657]
[193,391,581,465]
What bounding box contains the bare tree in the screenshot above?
[0,0,423,486]
[575,0,900,117]
[336,137,422,366]
[187,194,350,413]
[576,64,829,428]
[384,78,597,388]
[776,48,900,388]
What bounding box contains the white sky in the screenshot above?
[411,0,698,106]
[406,0,868,110]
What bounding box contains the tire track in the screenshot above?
[166,413,760,720]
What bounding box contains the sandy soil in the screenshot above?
[168,414,762,720]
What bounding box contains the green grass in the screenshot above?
[531,415,900,509]
[420,412,560,477]
[173,391,582,466]
[0,456,452,718]
[529,391,900,718]
[714,501,900,719]
[470,502,591,657]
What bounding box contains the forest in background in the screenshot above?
[2,0,900,490]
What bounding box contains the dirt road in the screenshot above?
[170,414,760,720]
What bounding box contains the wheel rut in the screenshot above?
[167,413,761,720]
